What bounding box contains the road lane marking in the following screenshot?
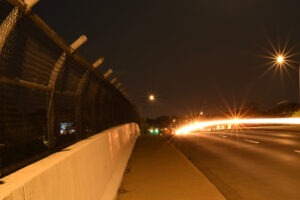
[294,150,300,154]
[242,139,260,144]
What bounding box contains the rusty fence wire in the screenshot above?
[0,0,139,177]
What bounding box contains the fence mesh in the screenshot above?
[0,0,139,176]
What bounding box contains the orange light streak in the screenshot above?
[175,118,300,135]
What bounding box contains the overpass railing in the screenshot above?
[0,0,139,177]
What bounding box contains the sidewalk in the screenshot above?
[117,135,226,200]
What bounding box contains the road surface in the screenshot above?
[172,127,300,200]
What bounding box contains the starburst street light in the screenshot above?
[273,53,289,69]
[276,55,285,64]
[261,37,300,107]
[274,54,300,104]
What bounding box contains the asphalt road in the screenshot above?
[172,127,300,200]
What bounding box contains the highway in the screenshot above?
[172,126,300,200]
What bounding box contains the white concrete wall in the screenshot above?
[0,123,140,200]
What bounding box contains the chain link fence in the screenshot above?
[0,0,139,177]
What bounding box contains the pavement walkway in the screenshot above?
[117,135,226,200]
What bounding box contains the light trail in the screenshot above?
[294,150,300,154]
[241,139,260,144]
[175,117,300,135]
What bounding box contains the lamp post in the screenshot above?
[139,94,156,134]
[139,94,156,116]
[275,55,300,105]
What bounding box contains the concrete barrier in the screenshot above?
[0,123,140,200]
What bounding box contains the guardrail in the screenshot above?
[0,0,139,177]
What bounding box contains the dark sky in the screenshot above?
[34,0,300,117]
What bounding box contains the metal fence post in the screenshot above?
[46,35,87,148]
[75,57,104,138]
[110,77,117,84]
[116,82,122,89]
[24,0,39,12]
[103,69,113,79]
[0,0,39,53]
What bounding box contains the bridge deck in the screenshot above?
[118,135,225,200]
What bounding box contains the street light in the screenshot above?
[139,94,156,116]
[139,94,157,134]
[149,94,155,101]
[275,55,300,104]
[277,55,285,64]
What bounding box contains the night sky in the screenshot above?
[34,0,300,118]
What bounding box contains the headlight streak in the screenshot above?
[294,150,300,154]
[175,117,300,135]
